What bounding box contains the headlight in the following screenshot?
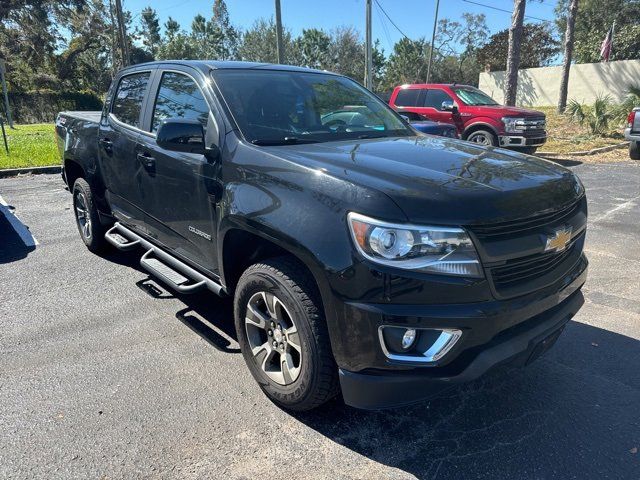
[501,117,525,133]
[347,212,483,277]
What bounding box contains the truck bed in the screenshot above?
[59,111,102,123]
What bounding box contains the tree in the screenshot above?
[504,0,526,106]
[212,0,239,60]
[295,28,332,70]
[557,0,578,113]
[435,13,489,85]
[555,0,640,63]
[157,18,198,60]
[477,23,559,71]
[382,38,430,90]
[138,7,161,58]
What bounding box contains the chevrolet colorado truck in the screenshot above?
[56,61,587,411]
[389,83,547,154]
[625,108,640,159]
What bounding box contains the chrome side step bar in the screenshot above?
[105,222,225,296]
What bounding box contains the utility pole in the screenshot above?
[0,59,13,129]
[114,0,130,67]
[426,0,440,84]
[275,0,285,64]
[364,0,373,90]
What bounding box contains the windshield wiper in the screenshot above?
[251,136,321,146]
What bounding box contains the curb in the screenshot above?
[0,165,62,178]
[538,142,629,157]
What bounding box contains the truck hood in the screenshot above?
[469,105,545,118]
[267,136,581,225]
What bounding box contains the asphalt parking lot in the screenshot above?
[1,160,639,479]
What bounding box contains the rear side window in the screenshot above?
[111,72,151,128]
[423,89,453,109]
[394,89,422,107]
[151,72,210,133]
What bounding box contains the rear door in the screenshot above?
[136,67,223,273]
[99,69,155,231]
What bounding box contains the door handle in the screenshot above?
[137,152,156,168]
[99,137,113,152]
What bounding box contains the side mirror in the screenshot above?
[441,100,457,113]
[399,114,411,122]
[157,119,206,155]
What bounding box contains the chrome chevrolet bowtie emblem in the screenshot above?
[545,227,573,252]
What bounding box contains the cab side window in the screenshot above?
[111,72,151,128]
[423,89,453,110]
[151,72,210,133]
[394,89,422,107]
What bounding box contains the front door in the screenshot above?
[417,88,463,131]
[136,69,222,273]
[98,70,154,232]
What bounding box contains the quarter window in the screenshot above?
[151,72,210,133]
[111,72,151,128]
[423,89,453,109]
[394,89,422,107]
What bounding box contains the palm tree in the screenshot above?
[504,0,526,106]
[558,0,579,113]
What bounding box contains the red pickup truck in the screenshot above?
[389,84,547,154]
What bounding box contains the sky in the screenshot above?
[123,0,562,56]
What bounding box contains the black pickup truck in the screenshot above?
[56,61,588,411]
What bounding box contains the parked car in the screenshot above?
[396,111,458,138]
[56,61,587,411]
[624,107,640,159]
[389,83,547,154]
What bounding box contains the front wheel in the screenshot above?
[234,257,339,411]
[73,178,108,253]
[465,129,498,147]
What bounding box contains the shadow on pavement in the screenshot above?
[0,210,36,264]
[98,248,638,479]
[291,321,639,479]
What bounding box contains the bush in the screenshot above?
[3,90,103,124]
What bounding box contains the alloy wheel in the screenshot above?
[244,291,302,385]
[74,191,92,240]
[468,132,493,146]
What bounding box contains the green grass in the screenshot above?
[0,123,59,169]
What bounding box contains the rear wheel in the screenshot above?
[466,129,498,147]
[234,257,339,411]
[630,141,640,160]
[73,178,108,253]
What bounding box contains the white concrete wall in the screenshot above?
[478,59,640,106]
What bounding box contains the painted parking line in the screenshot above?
[0,193,39,247]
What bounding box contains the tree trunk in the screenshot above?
[557,0,579,113]
[504,0,526,106]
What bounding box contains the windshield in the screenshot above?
[213,69,413,145]
[453,87,499,106]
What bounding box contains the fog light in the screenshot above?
[402,329,417,349]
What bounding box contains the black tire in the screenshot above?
[630,141,640,160]
[465,129,498,147]
[72,178,109,253]
[234,256,339,411]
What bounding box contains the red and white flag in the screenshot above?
[600,24,614,62]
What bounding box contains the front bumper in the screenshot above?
[340,287,584,409]
[333,255,587,409]
[499,134,547,148]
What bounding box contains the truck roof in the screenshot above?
[395,83,475,89]
[120,60,333,76]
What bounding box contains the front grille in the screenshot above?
[516,117,546,131]
[489,240,578,291]
[469,198,583,238]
